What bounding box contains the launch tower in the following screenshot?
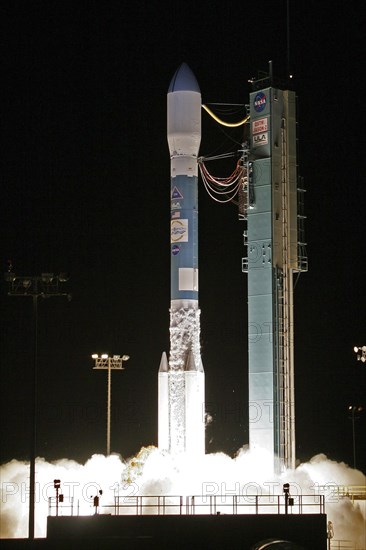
[243,76,307,472]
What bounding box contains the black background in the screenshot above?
[1,0,365,473]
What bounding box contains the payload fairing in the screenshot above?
[158,64,205,456]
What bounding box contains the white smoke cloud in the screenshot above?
[1,448,365,547]
[0,454,127,538]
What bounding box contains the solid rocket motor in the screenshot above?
[158,63,205,455]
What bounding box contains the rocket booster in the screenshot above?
[158,64,205,455]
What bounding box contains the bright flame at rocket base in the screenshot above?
[158,63,205,456]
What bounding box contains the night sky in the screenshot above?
[1,1,365,473]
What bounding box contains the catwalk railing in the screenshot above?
[49,493,325,517]
[330,541,358,550]
[109,494,325,516]
[313,485,366,501]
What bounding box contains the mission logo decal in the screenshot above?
[253,132,268,146]
[253,92,267,113]
[252,117,268,134]
[171,186,183,199]
[171,244,180,256]
[171,219,188,243]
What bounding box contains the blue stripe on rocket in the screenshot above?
[170,175,198,301]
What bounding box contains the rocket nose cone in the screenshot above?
[168,63,200,93]
[159,351,169,373]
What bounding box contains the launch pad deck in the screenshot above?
[46,513,328,549]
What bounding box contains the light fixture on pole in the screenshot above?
[4,265,70,540]
[353,346,366,363]
[92,354,130,455]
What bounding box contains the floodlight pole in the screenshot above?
[92,354,130,455]
[31,289,37,540]
[107,362,112,456]
[4,271,70,540]
[349,406,357,469]
[348,404,363,469]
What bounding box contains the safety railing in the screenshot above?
[105,493,325,516]
[330,541,357,550]
[313,485,366,502]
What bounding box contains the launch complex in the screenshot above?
[45,65,338,550]
[158,63,307,474]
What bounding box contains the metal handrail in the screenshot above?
[106,493,325,516]
[313,485,366,501]
[48,493,328,517]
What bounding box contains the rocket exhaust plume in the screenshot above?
[0,450,365,545]
[158,63,205,456]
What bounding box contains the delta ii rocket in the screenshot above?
[158,63,205,456]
